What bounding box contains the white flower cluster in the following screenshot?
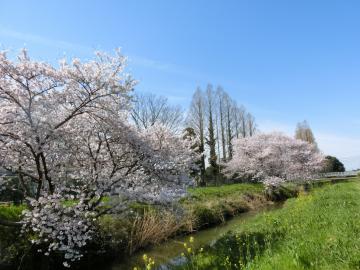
[262,176,284,188]
[22,194,94,266]
[225,132,325,187]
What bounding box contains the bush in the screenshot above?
[265,184,299,201]
[192,206,224,228]
[128,209,184,254]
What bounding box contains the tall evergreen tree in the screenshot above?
[206,85,218,171]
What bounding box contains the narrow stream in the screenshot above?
[108,203,282,270]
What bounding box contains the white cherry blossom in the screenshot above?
[225,132,324,186]
[0,49,195,265]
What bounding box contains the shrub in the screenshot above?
[128,209,183,254]
[192,205,224,229]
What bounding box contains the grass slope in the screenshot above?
[181,183,268,229]
[187,183,264,201]
[179,179,360,270]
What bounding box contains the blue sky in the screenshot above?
[1,0,360,169]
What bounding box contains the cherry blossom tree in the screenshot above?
[0,49,195,266]
[225,132,324,187]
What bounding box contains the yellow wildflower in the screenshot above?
[143,254,148,261]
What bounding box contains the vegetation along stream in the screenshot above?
[108,203,282,270]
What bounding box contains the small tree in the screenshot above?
[323,156,345,172]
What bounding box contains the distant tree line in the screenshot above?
[131,90,346,185]
[120,85,257,186]
[186,84,257,186]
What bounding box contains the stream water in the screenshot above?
[107,203,282,270]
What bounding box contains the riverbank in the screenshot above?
[109,203,283,269]
[0,178,342,269]
[97,182,274,258]
[173,177,360,270]
[0,181,295,269]
[99,181,302,258]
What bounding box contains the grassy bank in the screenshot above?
[176,178,360,270]
[98,182,276,256]
[183,183,266,228]
[0,181,300,268]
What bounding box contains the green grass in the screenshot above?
[181,183,268,229]
[177,178,360,270]
[0,204,26,221]
[186,183,264,202]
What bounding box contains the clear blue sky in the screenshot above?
[1,0,360,169]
